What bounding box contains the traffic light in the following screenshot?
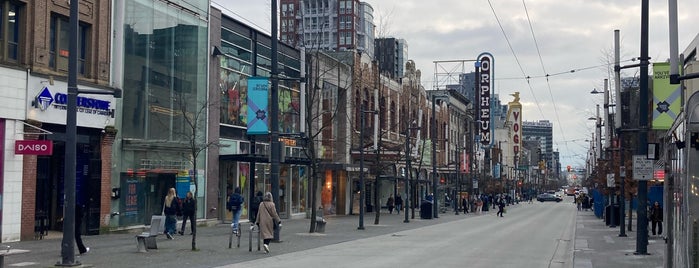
[567,165,571,172]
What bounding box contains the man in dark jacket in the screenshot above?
[179,191,196,235]
[250,191,264,223]
[650,201,663,236]
[227,187,244,233]
[75,203,89,254]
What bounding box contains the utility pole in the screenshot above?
[58,0,79,265]
[270,0,281,242]
[614,29,627,237]
[635,0,650,255]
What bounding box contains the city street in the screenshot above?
[221,200,576,268]
[3,197,665,267]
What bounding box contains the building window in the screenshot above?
[49,14,90,75]
[0,0,22,63]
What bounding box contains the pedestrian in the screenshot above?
[576,194,582,211]
[496,198,505,217]
[650,201,663,236]
[227,187,244,234]
[179,191,196,235]
[162,187,181,239]
[462,197,468,214]
[249,191,264,223]
[475,196,482,214]
[386,194,395,214]
[256,192,281,254]
[395,194,403,215]
[75,202,89,254]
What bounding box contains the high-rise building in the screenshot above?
[375,37,408,80]
[522,120,554,172]
[280,0,375,55]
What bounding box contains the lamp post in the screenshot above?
[455,146,460,215]
[404,123,420,223]
[358,107,377,230]
[431,93,449,218]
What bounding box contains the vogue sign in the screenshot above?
[15,140,53,155]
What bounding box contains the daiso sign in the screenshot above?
[15,140,53,155]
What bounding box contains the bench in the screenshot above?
[0,246,30,268]
[136,217,162,253]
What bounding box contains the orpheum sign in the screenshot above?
[15,140,53,155]
[477,52,494,146]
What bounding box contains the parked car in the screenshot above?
[537,193,562,202]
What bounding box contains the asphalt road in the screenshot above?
[219,200,577,268]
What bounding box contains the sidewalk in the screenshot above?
[1,208,474,268]
[573,209,665,268]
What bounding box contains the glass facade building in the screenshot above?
[217,13,306,221]
[114,0,209,226]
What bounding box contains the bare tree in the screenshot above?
[303,49,353,232]
[171,92,218,250]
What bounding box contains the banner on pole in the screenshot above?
[246,77,270,134]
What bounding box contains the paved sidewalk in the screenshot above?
[573,210,665,268]
[1,208,473,268]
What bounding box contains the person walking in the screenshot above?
[249,191,264,223]
[227,187,244,234]
[256,192,281,253]
[475,196,483,214]
[75,202,89,254]
[462,197,469,214]
[650,201,663,236]
[162,188,181,239]
[386,194,395,214]
[395,194,403,215]
[179,191,196,235]
[496,197,505,217]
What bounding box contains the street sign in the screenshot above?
[606,174,615,187]
[632,155,653,180]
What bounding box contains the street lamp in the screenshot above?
[431,92,449,218]
[404,122,420,223]
[358,107,377,230]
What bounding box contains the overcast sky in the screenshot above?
[212,0,699,169]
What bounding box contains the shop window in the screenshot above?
[49,14,90,75]
[0,0,22,63]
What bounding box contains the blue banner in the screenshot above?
[247,77,270,134]
[493,163,501,179]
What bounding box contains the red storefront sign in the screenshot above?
[15,140,53,155]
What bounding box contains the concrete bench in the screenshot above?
[136,217,162,253]
[0,246,30,268]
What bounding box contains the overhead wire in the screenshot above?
[521,0,570,164]
[487,0,546,119]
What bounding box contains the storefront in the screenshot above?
[25,75,116,237]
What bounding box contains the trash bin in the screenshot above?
[420,201,433,219]
[605,204,620,226]
[314,217,326,233]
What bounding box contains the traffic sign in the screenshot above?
[606,174,615,187]
[632,155,653,180]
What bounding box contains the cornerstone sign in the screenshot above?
[477,52,494,146]
[26,76,115,129]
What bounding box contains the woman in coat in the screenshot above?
[256,192,281,253]
[162,188,180,239]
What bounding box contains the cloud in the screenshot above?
[213,0,699,168]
